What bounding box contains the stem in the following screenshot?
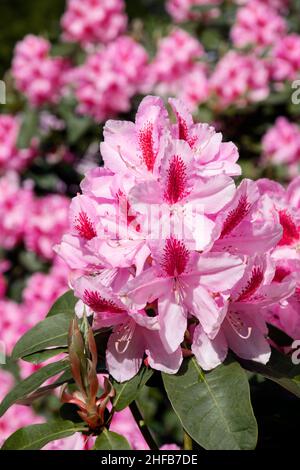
[129,400,159,450]
[183,431,193,450]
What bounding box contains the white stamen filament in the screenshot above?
[115,321,136,354]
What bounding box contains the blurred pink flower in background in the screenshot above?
[271,34,300,82]
[0,369,43,447]
[12,35,69,107]
[231,0,287,50]
[0,115,36,173]
[150,28,204,86]
[70,36,149,121]
[0,172,33,250]
[22,257,69,327]
[235,0,289,12]
[61,0,127,46]
[24,194,70,261]
[261,118,300,174]
[149,29,209,109]
[0,300,26,355]
[210,51,269,108]
[166,0,222,23]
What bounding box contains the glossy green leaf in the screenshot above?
[237,348,300,398]
[163,357,258,450]
[1,421,86,450]
[47,290,77,317]
[22,347,68,365]
[12,313,73,359]
[112,366,153,411]
[0,360,70,417]
[93,429,131,450]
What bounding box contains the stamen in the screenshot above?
[228,311,252,339]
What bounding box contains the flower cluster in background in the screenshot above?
[1,0,300,449]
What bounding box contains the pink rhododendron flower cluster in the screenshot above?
[0,257,69,355]
[56,96,296,382]
[231,0,287,50]
[166,0,222,23]
[261,118,300,173]
[0,172,69,257]
[235,0,289,13]
[70,36,149,121]
[0,369,42,446]
[150,29,209,111]
[61,0,127,46]
[270,34,300,82]
[257,177,300,339]
[24,194,70,261]
[0,172,33,250]
[0,115,36,173]
[210,51,269,108]
[12,35,69,107]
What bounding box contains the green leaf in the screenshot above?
[1,420,86,450]
[23,347,68,365]
[163,357,258,450]
[0,360,70,417]
[17,107,39,149]
[12,313,73,359]
[237,348,300,398]
[47,290,77,317]
[93,429,131,450]
[112,366,153,411]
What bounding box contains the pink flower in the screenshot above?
[257,177,300,261]
[263,259,300,340]
[261,117,300,169]
[192,255,295,369]
[235,0,289,12]
[56,95,287,379]
[151,29,204,84]
[212,179,283,255]
[166,0,222,23]
[73,275,182,381]
[271,34,300,82]
[124,237,245,357]
[61,0,127,46]
[110,407,180,450]
[0,172,33,250]
[0,115,36,173]
[70,37,149,122]
[0,300,27,355]
[250,178,300,351]
[24,194,70,260]
[12,35,69,107]
[149,29,208,106]
[210,51,270,108]
[43,433,91,450]
[231,0,287,50]
[110,407,148,450]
